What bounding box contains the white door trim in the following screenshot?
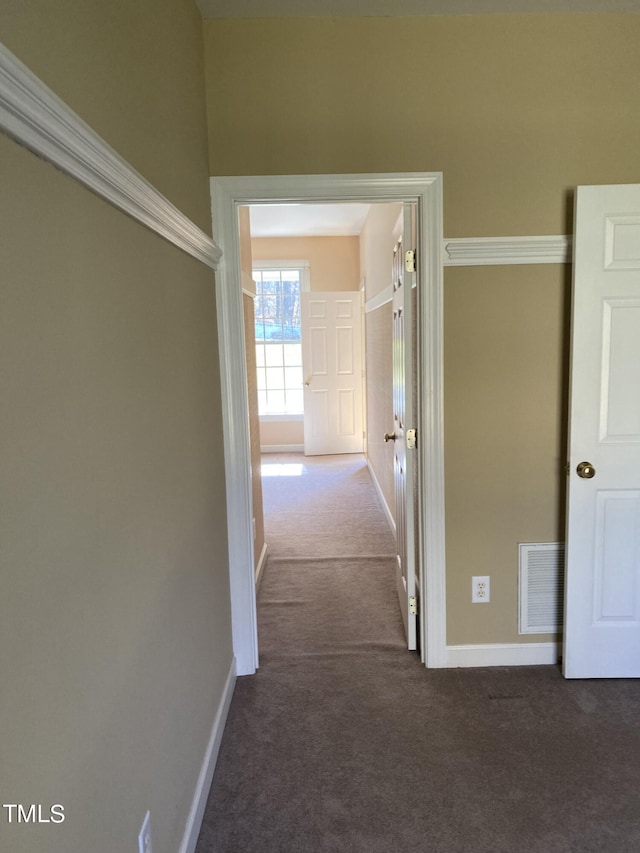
[210,173,446,674]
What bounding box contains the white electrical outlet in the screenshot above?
[472,576,490,603]
[138,811,152,853]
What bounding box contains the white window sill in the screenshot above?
[259,413,304,422]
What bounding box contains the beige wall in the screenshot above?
[360,203,402,301]
[445,264,569,645]
[365,306,395,518]
[202,12,640,647]
[252,235,361,292]
[204,14,640,236]
[1,3,232,852]
[239,206,257,295]
[360,204,402,518]
[4,0,213,234]
[244,293,267,573]
[260,418,305,448]
[239,211,266,573]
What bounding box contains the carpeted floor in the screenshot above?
[195,453,640,853]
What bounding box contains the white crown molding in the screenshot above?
[0,41,221,270]
[443,235,572,266]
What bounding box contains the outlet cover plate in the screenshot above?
[472,576,490,603]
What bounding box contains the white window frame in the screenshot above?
[252,260,310,419]
[253,259,310,289]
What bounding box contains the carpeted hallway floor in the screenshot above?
[195,453,640,853]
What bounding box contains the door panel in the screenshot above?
[564,183,640,678]
[392,204,418,650]
[302,291,363,456]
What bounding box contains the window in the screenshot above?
[253,263,309,416]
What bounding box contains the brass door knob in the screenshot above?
[304,380,311,387]
[576,461,596,479]
[384,432,396,443]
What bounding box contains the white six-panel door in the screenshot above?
[301,291,364,456]
[392,204,417,650]
[564,184,640,678]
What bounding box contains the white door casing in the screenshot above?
[392,205,418,649]
[210,173,445,675]
[564,183,640,679]
[302,291,363,456]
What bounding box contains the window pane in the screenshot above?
[285,366,302,388]
[266,390,285,413]
[285,390,303,413]
[261,277,280,332]
[264,344,283,367]
[283,343,302,366]
[266,366,284,390]
[253,266,305,417]
[282,276,300,340]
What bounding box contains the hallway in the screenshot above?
[195,455,640,853]
[257,453,404,659]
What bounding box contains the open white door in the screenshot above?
[389,204,418,650]
[301,291,364,456]
[564,183,640,678]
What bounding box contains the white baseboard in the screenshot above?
[179,657,237,853]
[366,460,396,536]
[260,444,304,453]
[255,542,268,590]
[445,642,559,668]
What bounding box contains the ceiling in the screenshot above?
[249,203,372,238]
[197,0,639,18]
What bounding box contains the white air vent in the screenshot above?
[519,542,565,634]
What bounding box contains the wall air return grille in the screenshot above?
[519,542,565,634]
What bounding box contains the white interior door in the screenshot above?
[302,291,363,456]
[391,204,418,650]
[564,183,640,678]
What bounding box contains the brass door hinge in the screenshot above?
[405,249,416,273]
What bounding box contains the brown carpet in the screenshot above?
[196,453,640,853]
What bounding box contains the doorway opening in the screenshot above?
[245,202,368,458]
[210,173,446,676]
[243,201,410,658]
